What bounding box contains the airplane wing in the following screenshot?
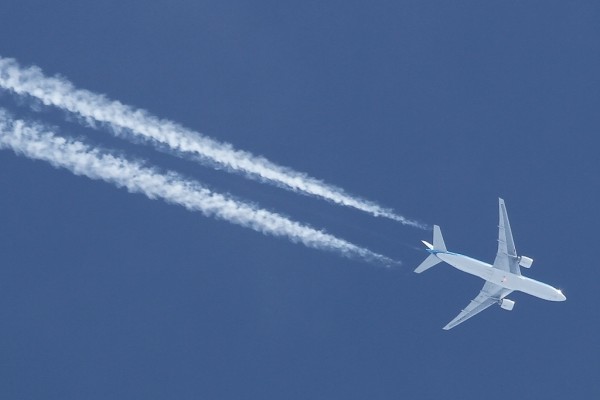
[493,198,521,276]
[443,282,512,330]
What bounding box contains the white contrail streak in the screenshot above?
[0,56,425,229]
[0,111,398,266]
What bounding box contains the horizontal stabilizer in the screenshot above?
[414,254,442,273]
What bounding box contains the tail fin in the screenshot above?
[414,225,446,273]
[433,225,446,252]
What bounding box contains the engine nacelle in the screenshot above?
[499,298,515,311]
[519,256,533,268]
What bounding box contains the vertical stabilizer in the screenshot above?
[414,225,447,273]
[433,225,446,252]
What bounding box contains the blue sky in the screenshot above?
[0,1,598,398]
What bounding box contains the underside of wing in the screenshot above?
[443,282,512,330]
[493,198,521,275]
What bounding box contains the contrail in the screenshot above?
[0,111,398,266]
[0,56,425,229]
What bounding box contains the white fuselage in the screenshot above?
[436,252,566,301]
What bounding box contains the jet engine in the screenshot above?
[499,298,515,311]
[519,256,533,268]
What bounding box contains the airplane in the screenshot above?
[415,198,566,330]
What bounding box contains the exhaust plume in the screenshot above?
[0,56,425,229]
[0,111,398,266]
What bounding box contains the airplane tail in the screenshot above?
[414,225,446,273]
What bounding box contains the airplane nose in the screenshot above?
[557,290,566,301]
